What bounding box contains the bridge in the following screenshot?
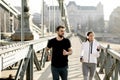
[0,0,120,80]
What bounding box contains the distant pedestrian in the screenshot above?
[80,31,100,80]
[46,25,72,80]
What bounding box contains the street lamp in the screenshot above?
[48,6,50,33]
[0,14,2,40]
[21,0,24,41]
[62,16,65,20]
[41,0,44,37]
[53,0,56,33]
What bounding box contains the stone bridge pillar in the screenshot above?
[11,0,33,41]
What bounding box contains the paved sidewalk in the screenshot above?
[68,35,83,80]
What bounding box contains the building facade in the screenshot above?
[109,7,120,35]
[66,1,104,33]
[48,6,62,32]
[32,1,104,33]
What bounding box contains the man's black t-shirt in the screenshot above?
[47,37,71,68]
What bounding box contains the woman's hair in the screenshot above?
[85,31,94,41]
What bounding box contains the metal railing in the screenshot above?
[32,24,42,35]
[96,45,120,80]
[0,36,53,80]
[77,32,120,80]
[0,33,72,80]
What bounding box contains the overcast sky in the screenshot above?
[5,0,120,20]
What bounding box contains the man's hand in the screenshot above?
[63,49,68,56]
[63,48,72,56]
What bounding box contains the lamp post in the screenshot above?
[0,14,2,40]
[41,0,44,37]
[53,0,56,33]
[51,0,54,33]
[48,6,50,33]
[21,0,24,41]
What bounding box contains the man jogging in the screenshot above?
[46,25,72,80]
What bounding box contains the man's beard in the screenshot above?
[58,35,64,38]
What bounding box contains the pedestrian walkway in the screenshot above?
[68,35,83,80]
[34,35,83,80]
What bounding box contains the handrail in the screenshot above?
[0,36,54,55]
[77,32,120,80]
[107,49,120,61]
[32,24,42,35]
[0,33,71,55]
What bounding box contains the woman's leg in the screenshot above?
[82,63,89,80]
[89,63,96,80]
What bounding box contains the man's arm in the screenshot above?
[46,38,52,55]
[68,48,72,55]
[46,47,52,61]
[46,47,50,54]
[63,47,72,56]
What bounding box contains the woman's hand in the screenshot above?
[97,46,101,51]
[80,57,84,62]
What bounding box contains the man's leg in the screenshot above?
[89,63,96,80]
[82,63,89,80]
[59,66,68,80]
[51,66,59,80]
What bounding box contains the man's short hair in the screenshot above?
[56,25,65,31]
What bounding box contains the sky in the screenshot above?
[5,0,120,20]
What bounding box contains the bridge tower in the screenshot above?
[58,0,71,33]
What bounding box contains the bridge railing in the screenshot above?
[96,45,120,80]
[0,33,72,80]
[77,32,120,80]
